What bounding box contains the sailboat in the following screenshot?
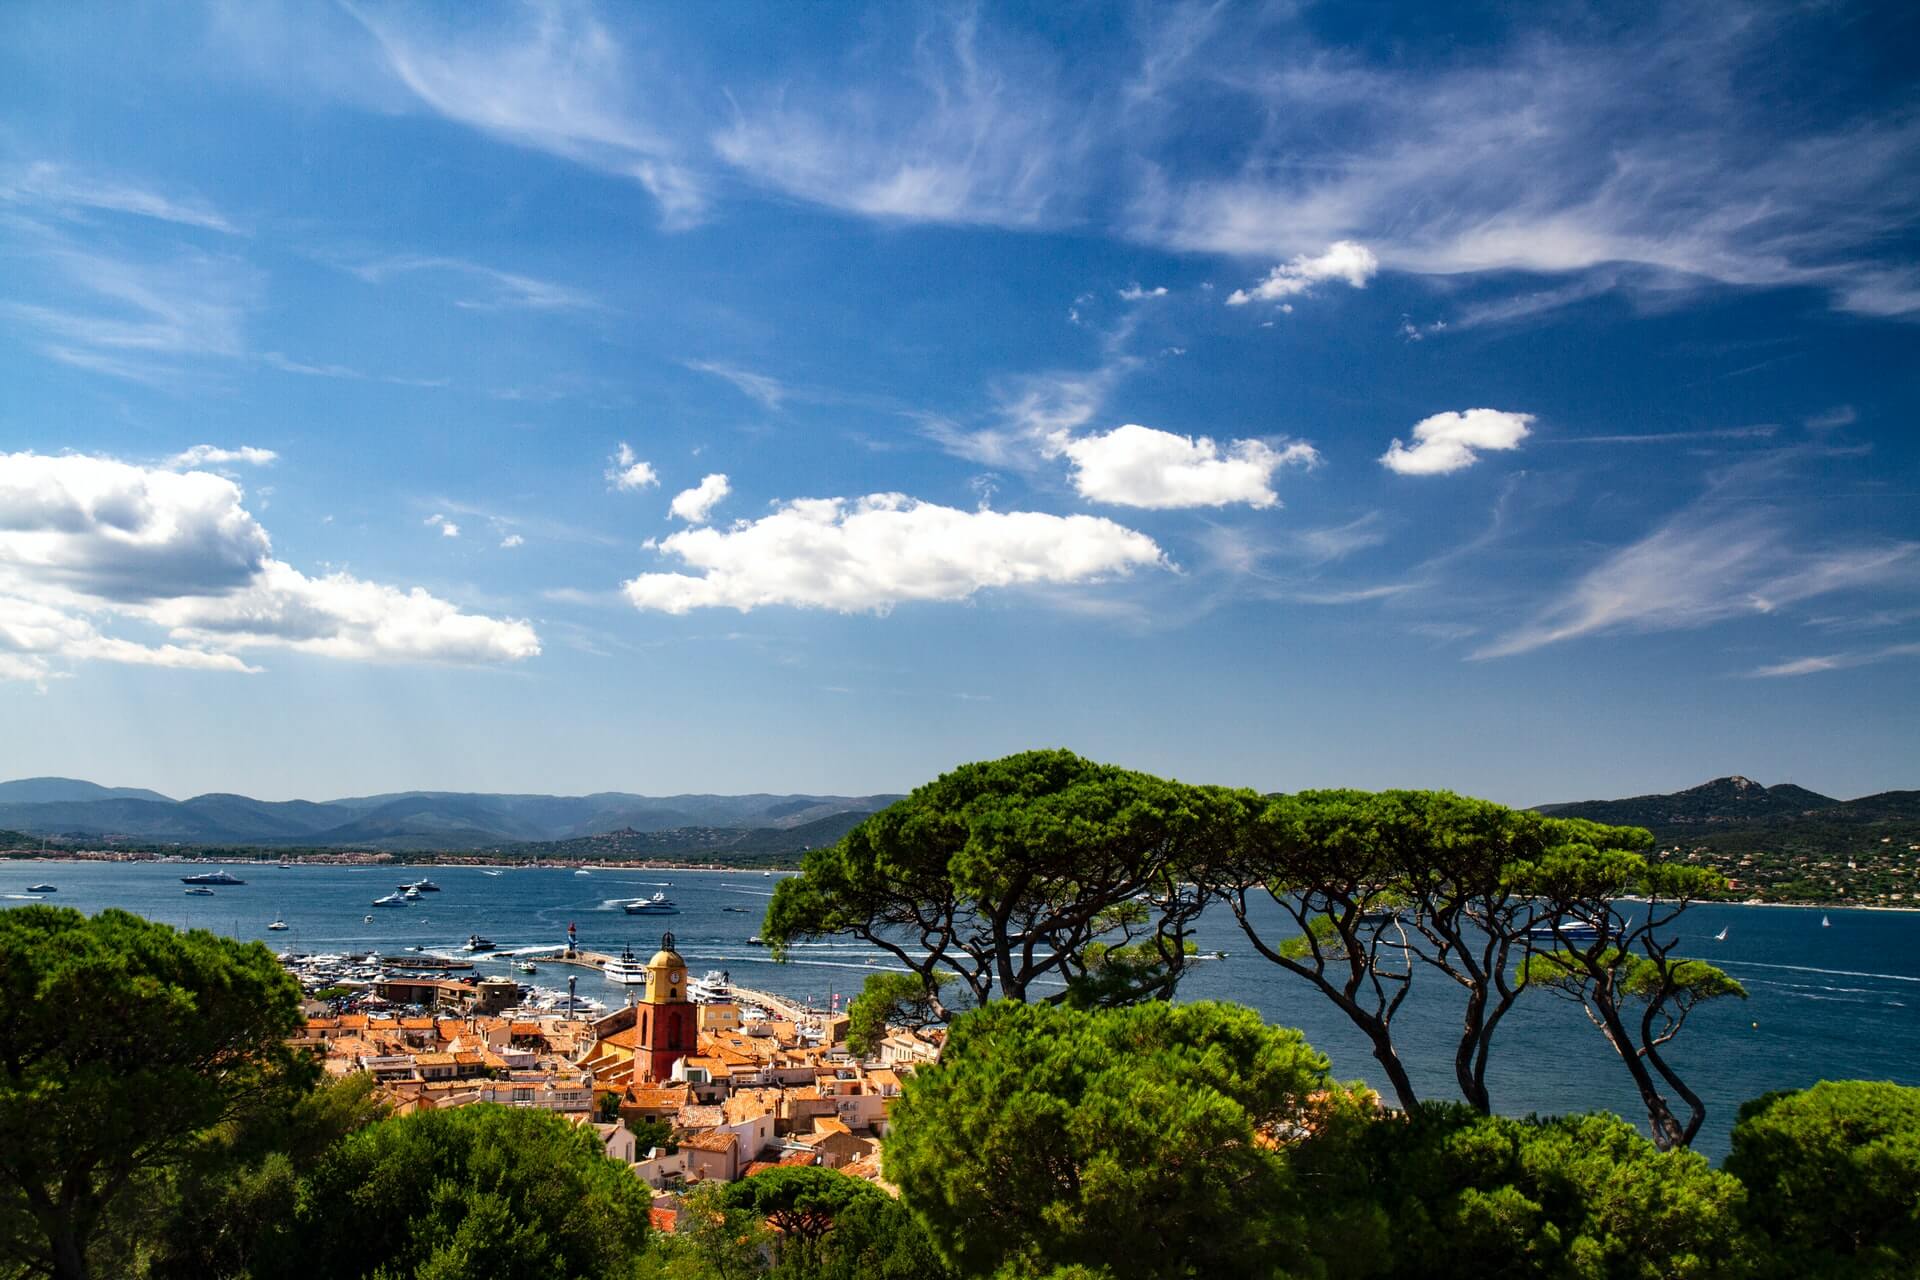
[1822,914,1831,927]
[1713,926,1728,942]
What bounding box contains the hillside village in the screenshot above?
[290,934,935,1233]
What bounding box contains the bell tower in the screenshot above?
[635,932,697,1083]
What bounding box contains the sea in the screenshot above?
[8,860,1916,1162]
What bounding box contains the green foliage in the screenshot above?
[1726,1080,1920,1278]
[627,1114,676,1154]
[0,906,304,1280]
[266,1104,651,1280]
[766,750,1255,1009]
[843,971,949,1058]
[717,1166,948,1280]
[656,1182,770,1280]
[1353,1105,1751,1279]
[885,999,1337,1280]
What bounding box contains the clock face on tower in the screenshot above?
[671,969,685,984]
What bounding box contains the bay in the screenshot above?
[7,861,1916,1160]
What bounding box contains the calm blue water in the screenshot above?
[7,861,1916,1160]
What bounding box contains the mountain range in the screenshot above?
[0,777,901,852]
[1536,775,1919,853]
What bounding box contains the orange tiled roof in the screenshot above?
[679,1130,738,1153]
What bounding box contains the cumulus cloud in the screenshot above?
[1227,242,1377,305]
[425,513,460,538]
[168,444,278,469]
[623,493,1164,614]
[499,533,525,549]
[0,452,538,680]
[1060,424,1318,509]
[1381,409,1534,476]
[668,473,730,524]
[606,443,659,491]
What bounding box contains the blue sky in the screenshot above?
[1,1,1915,804]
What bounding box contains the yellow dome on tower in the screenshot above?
[644,931,688,1005]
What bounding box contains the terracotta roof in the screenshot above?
[649,1207,678,1234]
[679,1130,739,1153]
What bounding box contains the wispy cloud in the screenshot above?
[1747,642,1920,679]
[0,161,240,234]
[712,9,1086,227]
[348,255,596,311]
[342,0,704,227]
[1127,8,1920,318]
[1479,472,1920,658]
[682,360,786,410]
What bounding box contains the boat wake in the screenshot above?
[1720,959,1920,985]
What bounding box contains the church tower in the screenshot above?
[635,932,697,1083]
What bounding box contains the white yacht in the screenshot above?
[623,891,678,915]
[602,944,649,985]
[268,913,289,931]
[371,892,407,908]
[403,886,422,901]
[401,878,441,893]
[688,970,732,1003]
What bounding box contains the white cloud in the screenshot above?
[668,474,730,525]
[168,444,278,469]
[1060,424,1318,509]
[623,493,1164,614]
[1227,241,1379,306]
[1747,643,1920,679]
[425,514,460,538]
[0,452,538,680]
[1119,283,1168,301]
[606,444,659,492]
[1381,409,1534,476]
[1478,506,1918,659]
[499,533,525,549]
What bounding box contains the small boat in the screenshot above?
[363,914,374,922]
[517,961,537,974]
[574,869,591,876]
[181,870,247,886]
[762,871,772,878]
[722,905,748,913]
[623,892,678,916]
[25,883,55,893]
[1529,920,1601,944]
[268,913,289,931]
[465,934,495,952]
[1714,926,1729,942]
[402,886,422,901]
[371,892,407,908]
[602,944,649,985]
[480,869,503,877]
[1822,914,1831,927]
[746,934,767,946]
[185,887,216,896]
[401,878,441,892]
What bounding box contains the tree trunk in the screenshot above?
[49,1224,88,1280]
[1593,999,1686,1150]
[1455,988,1491,1113]
[1367,1029,1420,1112]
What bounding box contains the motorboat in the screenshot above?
[722,906,748,913]
[403,886,422,901]
[26,883,55,893]
[517,961,537,974]
[745,935,767,946]
[268,914,289,931]
[574,869,591,876]
[602,944,649,985]
[181,870,247,886]
[623,892,678,915]
[401,878,441,892]
[371,892,408,908]
[363,913,374,922]
[185,887,216,896]
[480,869,503,877]
[465,934,495,952]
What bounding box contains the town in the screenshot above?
[288,931,933,1233]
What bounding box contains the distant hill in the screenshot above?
[0,777,174,805]
[0,779,902,851]
[1536,776,1919,857]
